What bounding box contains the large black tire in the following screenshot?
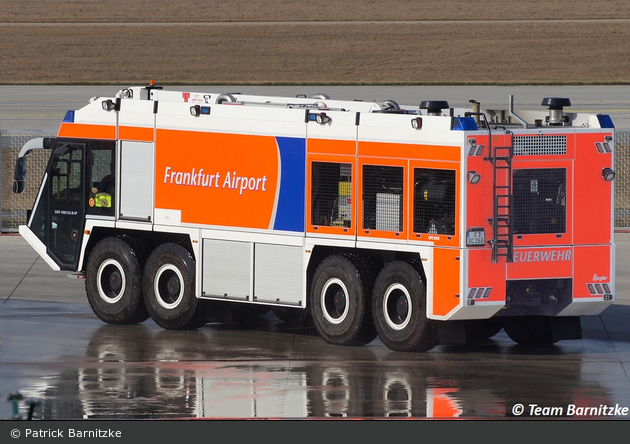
[272,306,310,326]
[85,237,149,325]
[310,255,376,346]
[503,316,556,346]
[142,243,203,330]
[372,261,434,352]
[463,319,503,344]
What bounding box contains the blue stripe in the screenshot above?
[273,137,305,232]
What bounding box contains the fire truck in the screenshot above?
[13,83,616,352]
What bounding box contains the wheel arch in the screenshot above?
[306,245,426,293]
[81,227,195,272]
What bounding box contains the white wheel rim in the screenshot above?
[320,278,349,325]
[96,259,126,304]
[154,264,184,310]
[383,283,412,331]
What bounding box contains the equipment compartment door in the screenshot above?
[202,239,253,300]
[119,141,154,221]
[254,243,304,306]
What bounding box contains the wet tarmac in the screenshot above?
[2,234,630,420]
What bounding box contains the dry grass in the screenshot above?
[1,1,630,85]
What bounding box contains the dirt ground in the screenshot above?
[1,0,630,85]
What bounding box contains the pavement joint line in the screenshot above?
[3,255,39,304]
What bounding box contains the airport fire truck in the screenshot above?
[13,83,616,352]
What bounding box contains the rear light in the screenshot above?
[602,167,615,181]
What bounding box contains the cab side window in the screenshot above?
[87,142,116,215]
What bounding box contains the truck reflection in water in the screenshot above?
[25,323,611,419]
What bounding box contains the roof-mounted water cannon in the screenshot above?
[420,100,449,116]
[542,97,571,126]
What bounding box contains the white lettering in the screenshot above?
[26,429,65,438]
[223,171,232,188]
[68,429,122,438]
[513,249,572,262]
[163,167,267,195]
[528,404,564,416]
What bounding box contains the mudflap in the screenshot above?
[550,316,582,342]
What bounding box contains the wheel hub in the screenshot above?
[334,290,346,312]
[167,276,180,297]
[384,284,412,331]
[396,295,408,319]
[96,259,126,304]
[321,278,350,324]
[109,271,122,293]
[154,265,185,309]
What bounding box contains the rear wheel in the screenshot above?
[372,261,433,352]
[143,243,203,330]
[503,316,556,346]
[464,319,503,344]
[310,255,376,346]
[85,237,149,325]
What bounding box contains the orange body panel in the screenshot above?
[359,141,460,162]
[432,248,461,317]
[119,125,154,142]
[155,129,279,229]
[573,133,613,245]
[467,249,506,304]
[308,138,356,156]
[573,245,613,299]
[58,122,116,140]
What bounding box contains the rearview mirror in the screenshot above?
[13,157,26,193]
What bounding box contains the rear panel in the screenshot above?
[463,129,615,319]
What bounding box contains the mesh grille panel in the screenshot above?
[362,164,403,231]
[413,168,456,235]
[311,161,352,228]
[513,135,567,156]
[513,168,566,235]
[615,131,630,228]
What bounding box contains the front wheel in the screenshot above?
[372,261,433,352]
[85,237,149,325]
[143,243,203,330]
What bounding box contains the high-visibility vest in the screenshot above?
[95,193,111,208]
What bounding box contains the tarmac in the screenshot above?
[1,232,630,420]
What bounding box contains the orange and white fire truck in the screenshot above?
[13,83,616,351]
